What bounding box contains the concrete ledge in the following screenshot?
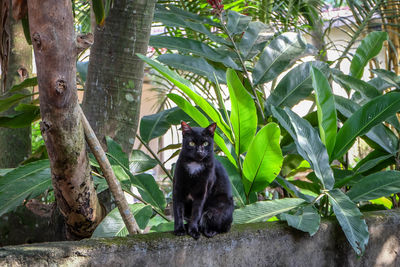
[1,210,400,267]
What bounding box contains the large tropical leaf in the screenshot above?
[217,156,246,207]
[92,0,106,26]
[311,67,337,158]
[371,69,400,89]
[92,204,152,237]
[0,160,52,216]
[347,171,400,202]
[281,205,320,236]
[332,71,380,99]
[226,69,257,155]
[265,61,328,114]
[0,93,33,113]
[129,173,166,212]
[130,150,158,174]
[238,21,270,60]
[327,189,369,255]
[233,198,306,224]
[138,54,233,142]
[157,54,226,84]
[226,10,251,35]
[154,6,228,45]
[149,36,239,70]
[154,4,219,27]
[334,95,398,156]
[167,93,236,166]
[253,32,307,85]
[139,109,173,143]
[353,150,394,175]
[271,107,334,190]
[106,137,129,168]
[350,31,388,79]
[139,107,194,143]
[0,104,40,128]
[333,92,400,160]
[242,123,283,195]
[9,77,37,92]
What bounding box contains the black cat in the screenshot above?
[173,121,234,239]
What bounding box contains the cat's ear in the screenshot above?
[205,122,217,136]
[181,121,192,136]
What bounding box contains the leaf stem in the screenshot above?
[137,135,174,181]
[219,13,266,122]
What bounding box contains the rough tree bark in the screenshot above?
[82,0,156,154]
[0,0,32,168]
[27,0,104,240]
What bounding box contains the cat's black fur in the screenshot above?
[173,121,234,239]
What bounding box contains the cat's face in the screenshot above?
[180,122,216,162]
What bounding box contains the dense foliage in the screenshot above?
[1,0,400,256]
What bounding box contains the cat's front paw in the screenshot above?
[188,224,200,239]
[174,226,186,236]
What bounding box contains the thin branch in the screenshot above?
[79,106,141,235]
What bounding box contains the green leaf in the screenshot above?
[265,61,329,114]
[130,173,166,211]
[242,123,283,195]
[335,95,398,155]
[217,156,246,207]
[154,4,219,27]
[153,7,228,45]
[139,107,193,143]
[239,21,270,60]
[226,69,257,155]
[327,189,369,255]
[332,71,380,99]
[167,93,236,166]
[150,221,174,233]
[0,160,51,216]
[139,109,172,143]
[92,204,152,237]
[311,67,337,158]
[354,151,394,175]
[226,10,251,35]
[371,69,400,89]
[106,137,129,168]
[0,169,13,176]
[275,176,315,203]
[92,0,105,26]
[149,36,239,70]
[130,150,157,174]
[9,77,37,93]
[272,107,334,190]
[138,54,233,142]
[157,54,226,84]
[253,32,307,85]
[281,205,320,236]
[21,16,32,45]
[0,104,40,128]
[0,94,33,113]
[77,61,89,83]
[233,198,306,224]
[333,92,400,160]
[347,171,400,202]
[350,31,388,79]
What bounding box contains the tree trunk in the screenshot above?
[27,0,104,240]
[82,0,156,154]
[0,0,31,168]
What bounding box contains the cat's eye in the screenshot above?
[203,141,209,147]
[189,141,195,147]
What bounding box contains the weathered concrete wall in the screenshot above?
[1,210,400,267]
